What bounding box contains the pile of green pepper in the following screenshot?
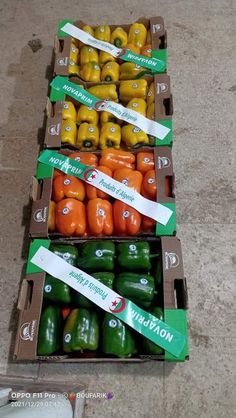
[37,241,164,358]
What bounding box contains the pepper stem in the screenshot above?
[83,140,92,148]
[106,140,114,147]
[114,38,122,47]
[105,76,112,81]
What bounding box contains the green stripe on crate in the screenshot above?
[36,157,54,180]
[58,19,74,37]
[164,310,189,362]
[155,203,176,236]
[155,119,173,146]
[26,240,51,274]
[50,82,67,102]
[152,49,167,72]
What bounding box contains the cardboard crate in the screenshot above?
[47,74,173,148]
[29,147,176,238]
[14,236,188,362]
[54,16,167,79]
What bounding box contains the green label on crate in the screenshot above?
[50,76,170,140]
[31,246,186,358]
[38,150,173,226]
[121,49,165,72]
[51,78,97,107]
[60,23,165,72]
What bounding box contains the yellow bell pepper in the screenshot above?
[87,84,118,101]
[128,23,147,48]
[82,24,94,37]
[100,111,116,125]
[99,122,121,149]
[110,27,127,47]
[69,44,79,62]
[119,79,148,103]
[68,60,80,76]
[62,101,77,122]
[126,43,140,54]
[99,51,115,65]
[147,30,151,44]
[94,25,111,42]
[126,98,147,116]
[79,62,101,82]
[121,124,149,147]
[120,62,144,80]
[147,82,154,106]
[77,105,99,125]
[77,123,99,151]
[61,120,77,145]
[101,61,120,82]
[80,46,98,65]
[147,103,155,120]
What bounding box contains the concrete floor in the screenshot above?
[0,0,236,416]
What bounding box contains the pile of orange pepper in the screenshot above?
[48,149,171,237]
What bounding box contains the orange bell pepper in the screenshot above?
[113,201,141,235]
[141,169,157,200]
[142,215,156,232]
[53,174,85,203]
[53,169,62,179]
[125,43,140,54]
[113,168,143,193]
[48,201,55,232]
[86,165,113,200]
[137,152,154,173]
[68,152,98,167]
[55,198,86,236]
[141,44,152,57]
[99,149,135,171]
[87,198,113,236]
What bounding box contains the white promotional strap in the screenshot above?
[96,100,169,139]
[32,246,118,310]
[88,165,171,226]
[62,23,121,56]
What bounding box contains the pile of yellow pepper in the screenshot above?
[60,80,165,149]
[67,23,158,81]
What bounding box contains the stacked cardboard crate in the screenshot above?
[14,17,188,362]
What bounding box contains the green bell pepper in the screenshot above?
[117,241,151,271]
[142,307,163,354]
[102,313,136,358]
[43,274,71,304]
[115,272,155,308]
[72,272,114,308]
[37,305,62,356]
[63,308,99,352]
[78,241,115,271]
[50,244,78,266]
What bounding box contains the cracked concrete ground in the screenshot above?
[0,0,236,417]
